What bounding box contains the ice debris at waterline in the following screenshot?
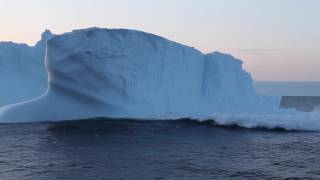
[0,28,319,131]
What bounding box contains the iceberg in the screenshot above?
[1,27,319,131]
[0,28,278,122]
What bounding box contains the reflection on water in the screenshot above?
[1,119,320,179]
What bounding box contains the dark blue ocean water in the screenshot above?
[1,119,320,180]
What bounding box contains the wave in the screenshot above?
[206,111,320,131]
[3,111,320,132]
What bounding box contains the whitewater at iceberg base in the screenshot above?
[0,28,319,131]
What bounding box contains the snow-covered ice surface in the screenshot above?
[0,28,319,131]
[0,30,53,106]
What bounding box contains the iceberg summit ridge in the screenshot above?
[1,27,320,131]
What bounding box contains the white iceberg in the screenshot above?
[1,28,319,131]
[0,28,278,121]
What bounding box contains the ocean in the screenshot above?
[1,96,320,179]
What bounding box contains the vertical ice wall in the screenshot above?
[0,30,54,106]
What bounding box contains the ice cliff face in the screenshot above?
[0,30,54,106]
[0,28,279,122]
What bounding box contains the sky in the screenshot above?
[0,0,319,81]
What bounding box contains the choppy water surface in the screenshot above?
[1,119,320,180]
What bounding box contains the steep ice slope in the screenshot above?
[0,30,54,106]
[0,28,280,123]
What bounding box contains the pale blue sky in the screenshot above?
[0,0,319,81]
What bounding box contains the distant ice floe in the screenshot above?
[313,106,320,112]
